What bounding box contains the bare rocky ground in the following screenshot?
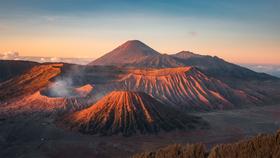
[1,104,280,158]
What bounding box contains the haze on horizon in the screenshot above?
[0,0,279,64]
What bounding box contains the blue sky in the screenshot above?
[1,0,279,20]
[0,0,279,64]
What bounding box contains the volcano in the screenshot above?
[89,40,160,66]
[172,51,276,80]
[0,61,277,113]
[101,67,261,111]
[63,91,207,136]
[89,40,277,81]
[0,63,91,114]
[0,63,63,102]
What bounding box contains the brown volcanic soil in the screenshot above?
[0,62,279,158]
[1,104,280,158]
[62,91,207,136]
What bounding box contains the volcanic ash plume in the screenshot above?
[48,78,74,97]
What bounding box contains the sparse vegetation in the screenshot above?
[133,130,280,158]
[208,130,280,158]
[133,144,206,158]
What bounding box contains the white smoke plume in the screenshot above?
[48,78,74,97]
[47,65,89,97]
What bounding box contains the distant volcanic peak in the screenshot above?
[89,40,160,66]
[64,90,206,136]
[178,50,196,55]
[121,40,154,50]
[111,40,160,57]
[127,66,194,76]
[173,51,202,59]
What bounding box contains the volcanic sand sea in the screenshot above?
[0,104,280,158]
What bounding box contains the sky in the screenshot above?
[0,0,279,64]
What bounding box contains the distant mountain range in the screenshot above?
[0,40,279,136]
[1,41,279,78]
[89,40,277,80]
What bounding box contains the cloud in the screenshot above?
[0,51,19,60]
[256,65,265,68]
[40,58,46,62]
[243,64,280,77]
[50,57,61,62]
[0,52,92,65]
